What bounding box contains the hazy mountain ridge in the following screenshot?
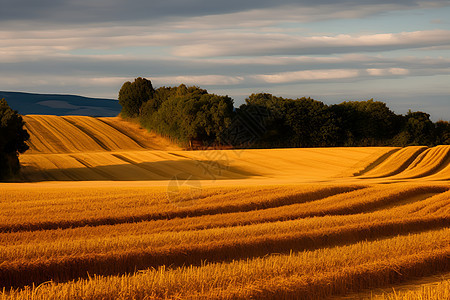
[0,91,121,117]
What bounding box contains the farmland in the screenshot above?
[1,115,449,299]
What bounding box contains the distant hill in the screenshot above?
[0,91,121,117]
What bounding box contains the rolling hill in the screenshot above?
[16,115,450,183]
[0,91,121,116]
[1,115,449,299]
[18,115,391,182]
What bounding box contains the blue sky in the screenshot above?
[1,0,449,120]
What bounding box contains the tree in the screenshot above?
[239,93,289,147]
[239,94,341,148]
[435,121,450,145]
[0,99,30,180]
[143,85,233,146]
[119,78,446,148]
[284,97,339,147]
[402,111,436,146]
[334,99,401,146]
[187,93,234,144]
[118,77,155,118]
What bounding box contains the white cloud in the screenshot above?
[0,0,449,119]
[253,69,360,84]
[172,29,450,57]
[366,68,410,76]
[151,75,245,86]
[389,68,410,75]
[3,25,450,61]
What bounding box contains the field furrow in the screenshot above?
[1,115,449,298]
[97,117,181,151]
[2,188,449,247]
[393,145,450,179]
[25,115,103,152]
[23,116,71,153]
[359,146,427,178]
[0,184,449,290]
[22,115,181,154]
[62,116,145,151]
[0,185,360,232]
[2,229,449,299]
[1,216,448,289]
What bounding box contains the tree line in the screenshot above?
[0,77,448,180]
[119,77,450,149]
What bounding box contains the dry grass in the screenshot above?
[391,145,450,179]
[371,279,450,300]
[19,115,395,181]
[0,184,359,232]
[0,115,449,299]
[19,115,450,182]
[18,147,394,182]
[2,228,449,299]
[0,183,449,292]
[360,146,427,178]
[23,115,180,154]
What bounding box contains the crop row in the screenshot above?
[3,228,449,299]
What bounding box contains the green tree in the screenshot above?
[392,111,436,146]
[0,99,30,180]
[140,85,233,146]
[118,77,155,118]
[284,97,339,147]
[240,94,341,148]
[239,93,289,147]
[187,93,234,144]
[402,111,436,146]
[334,99,401,146]
[121,78,444,149]
[435,121,450,145]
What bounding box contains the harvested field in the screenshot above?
[1,115,449,299]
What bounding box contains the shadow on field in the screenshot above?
[2,217,449,289]
[19,159,259,182]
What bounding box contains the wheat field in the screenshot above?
[1,115,449,299]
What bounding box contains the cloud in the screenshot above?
[0,0,449,118]
[3,26,450,63]
[172,30,450,57]
[253,69,361,83]
[1,63,445,97]
[2,52,449,82]
[366,68,410,76]
[1,0,448,27]
[151,75,245,86]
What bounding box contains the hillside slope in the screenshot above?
[356,145,450,181]
[3,115,449,298]
[23,115,180,153]
[18,115,450,182]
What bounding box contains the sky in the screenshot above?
[1,0,450,120]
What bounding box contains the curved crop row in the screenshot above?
[0,185,361,232]
[394,145,450,179]
[22,115,179,154]
[360,146,427,178]
[20,115,394,182]
[3,228,449,299]
[356,145,450,180]
[0,186,449,288]
[2,187,449,248]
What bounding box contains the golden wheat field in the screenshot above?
[0,115,449,299]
